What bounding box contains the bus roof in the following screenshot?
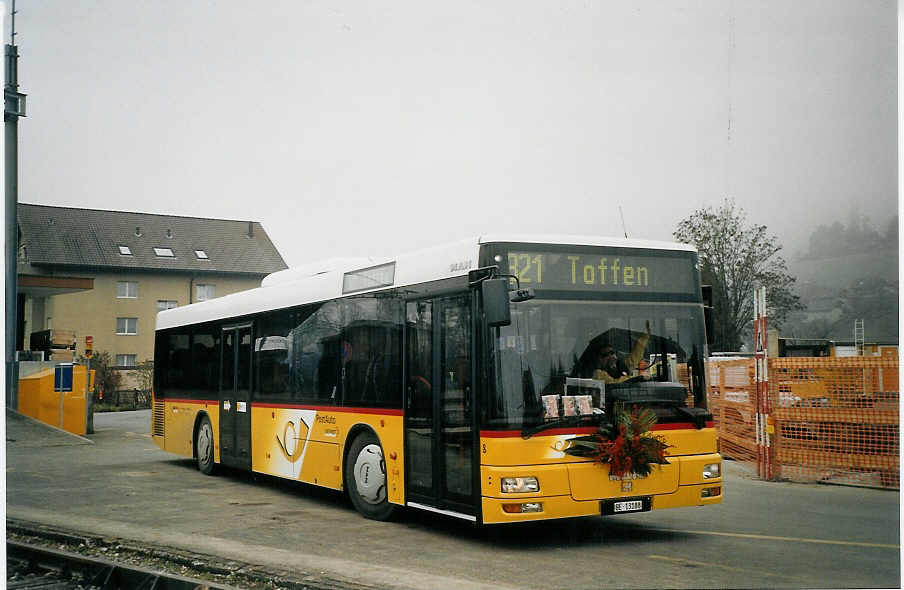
[156,234,696,331]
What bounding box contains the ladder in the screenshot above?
[854,319,865,356]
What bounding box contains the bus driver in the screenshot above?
[593,321,651,384]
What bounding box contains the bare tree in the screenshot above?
[78,351,121,400]
[674,199,802,351]
[133,360,154,391]
[133,360,155,406]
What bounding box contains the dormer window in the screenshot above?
[118,245,132,256]
[195,250,209,260]
[154,247,175,258]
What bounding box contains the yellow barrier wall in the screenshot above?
[18,365,94,436]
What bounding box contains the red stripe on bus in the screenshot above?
[480,426,599,438]
[251,402,403,416]
[480,427,597,438]
[480,421,714,438]
[159,399,402,416]
[165,398,216,405]
[652,421,715,430]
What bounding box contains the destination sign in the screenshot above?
[505,251,697,294]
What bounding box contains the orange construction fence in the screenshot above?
[708,356,899,489]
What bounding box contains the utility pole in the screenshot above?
[5,0,26,408]
[753,286,773,480]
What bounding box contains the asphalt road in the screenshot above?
[6,410,901,589]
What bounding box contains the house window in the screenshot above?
[116,281,138,299]
[157,300,178,312]
[116,354,137,367]
[154,247,175,257]
[118,245,132,256]
[116,317,138,335]
[195,250,209,260]
[196,284,216,302]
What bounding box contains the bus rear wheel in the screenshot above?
[345,431,396,521]
[196,415,216,475]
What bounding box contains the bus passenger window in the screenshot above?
[255,311,292,399]
[341,297,403,408]
[192,330,219,396]
[166,332,190,397]
[290,302,341,403]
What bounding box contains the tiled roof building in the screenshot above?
[17,203,287,371]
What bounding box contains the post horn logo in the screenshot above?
[276,420,304,463]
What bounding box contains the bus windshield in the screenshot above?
[484,299,707,430]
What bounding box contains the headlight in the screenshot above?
[703,463,721,479]
[501,476,539,493]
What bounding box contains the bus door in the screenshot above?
[220,323,252,470]
[405,295,476,518]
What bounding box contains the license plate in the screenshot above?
[614,500,643,513]
[601,497,651,515]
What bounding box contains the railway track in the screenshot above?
[7,519,370,590]
[7,540,232,589]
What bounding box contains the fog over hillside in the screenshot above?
[782,211,898,343]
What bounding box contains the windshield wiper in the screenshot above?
[520,414,602,439]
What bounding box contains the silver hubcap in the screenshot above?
[354,444,386,505]
[198,423,212,463]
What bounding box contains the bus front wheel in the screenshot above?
[345,431,396,521]
[196,415,216,475]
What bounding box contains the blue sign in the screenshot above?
[54,364,73,392]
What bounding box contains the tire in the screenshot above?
[345,431,396,521]
[196,415,216,475]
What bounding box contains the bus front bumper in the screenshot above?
[480,453,722,524]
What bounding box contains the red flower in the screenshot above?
[563,402,673,478]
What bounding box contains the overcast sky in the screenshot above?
[14,1,897,267]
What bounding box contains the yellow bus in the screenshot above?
[152,235,721,523]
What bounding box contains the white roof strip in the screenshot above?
[157,234,696,331]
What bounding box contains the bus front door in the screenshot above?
[405,295,476,519]
[220,324,252,470]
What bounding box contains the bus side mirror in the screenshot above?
[483,279,511,327]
